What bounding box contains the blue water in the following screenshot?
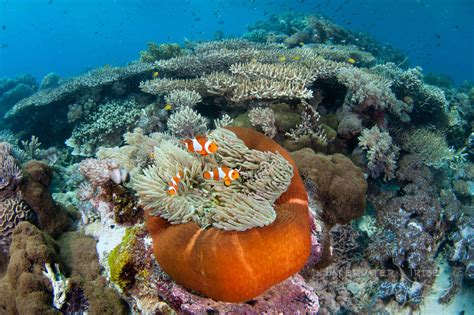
[0,0,473,85]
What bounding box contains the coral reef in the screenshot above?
[0,11,472,314]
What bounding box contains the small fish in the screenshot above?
[167,170,184,196]
[298,41,304,46]
[152,71,159,78]
[347,57,356,64]
[148,152,155,159]
[164,104,173,111]
[291,55,301,61]
[203,166,239,186]
[278,56,286,62]
[183,135,218,156]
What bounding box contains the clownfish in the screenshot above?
[167,170,184,196]
[203,166,239,186]
[183,135,218,156]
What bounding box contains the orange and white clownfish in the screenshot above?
[167,170,184,196]
[183,135,218,156]
[203,166,239,186]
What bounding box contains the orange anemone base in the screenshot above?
[146,127,311,302]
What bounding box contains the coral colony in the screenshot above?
[0,13,473,314]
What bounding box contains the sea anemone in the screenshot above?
[138,127,311,302]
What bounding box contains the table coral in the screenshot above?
[137,127,311,302]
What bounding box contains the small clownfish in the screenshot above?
[164,103,173,110]
[152,71,159,78]
[167,170,184,196]
[203,166,240,186]
[347,57,356,64]
[183,135,218,156]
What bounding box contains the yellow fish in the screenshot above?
[278,56,287,62]
[298,41,305,46]
[347,58,356,64]
[153,71,159,78]
[164,104,173,110]
[291,55,301,61]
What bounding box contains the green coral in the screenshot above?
[140,42,183,62]
[108,227,139,291]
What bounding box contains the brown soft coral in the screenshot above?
[20,160,70,237]
[58,232,128,314]
[146,127,311,302]
[291,148,367,227]
[0,222,60,314]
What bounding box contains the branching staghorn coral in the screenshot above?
[229,61,316,86]
[20,135,41,160]
[204,71,313,102]
[248,107,277,138]
[401,128,467,170]
[164,89,202,109]
[139,78,207,96]
[133,128,293,231]
[286,100,327,144]
[358,126,399,180]
[167,107,208,138]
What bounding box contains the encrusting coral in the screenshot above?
[140,127,311,302]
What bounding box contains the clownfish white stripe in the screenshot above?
[192,138,203,152]
[217,167,227,179]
